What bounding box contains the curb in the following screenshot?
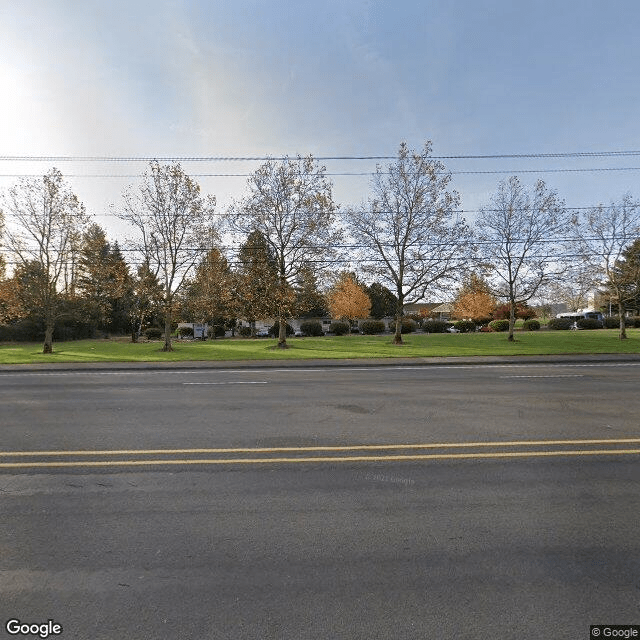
[1,353,639,373]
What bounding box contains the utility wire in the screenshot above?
[1,150,640,162]
[1,235,636,254]
[0,253,627,267]
[2,167,640,179]
[0,204,630,219]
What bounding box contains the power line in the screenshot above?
[0,252,627,268]
[2,166,640,179]
[1,150,640,162]
[2,235,636,254]
[0,204,630,220]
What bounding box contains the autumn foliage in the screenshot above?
[327,274,371,327]
[452,273,497,322]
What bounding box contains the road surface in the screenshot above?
[1,361,639,639]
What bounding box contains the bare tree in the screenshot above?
[571,194,640,339]
[228,156,339,348]
[544,263,598,313]
[117,161,217,351]
[349,142,472,344]
[1,168,89,353]
[476,177,569,341]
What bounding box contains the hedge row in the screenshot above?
[422,320,451,333]
[0,320,95,342]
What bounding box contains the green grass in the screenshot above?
[1,329,639,364]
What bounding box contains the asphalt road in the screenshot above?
[1,361,639,639]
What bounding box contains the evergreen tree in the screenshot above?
[366,282,398,319]
[131,260,164,341]
[76,224,134,334]
[236,230,286,334]
[181,248,237,329]
[295,264,327,318]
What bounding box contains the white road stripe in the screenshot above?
[182,381,268,385]
[499,374,585,378]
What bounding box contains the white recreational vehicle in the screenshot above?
[555,310,604,327]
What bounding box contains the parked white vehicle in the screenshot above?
[556,310,604,327]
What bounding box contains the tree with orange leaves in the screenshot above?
[327,273,371,332]
[452,273,497,322]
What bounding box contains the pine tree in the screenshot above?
[76,224,134,334]
[236,230,290,334]
[181,248,237,330]
[295,265,327,318]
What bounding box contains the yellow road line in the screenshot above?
[3,438,640,457]
[1,448,640,468]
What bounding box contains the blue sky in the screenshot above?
[1,0,639,240]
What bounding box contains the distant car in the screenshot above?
[447,326,459,333]
[255,329,270,337]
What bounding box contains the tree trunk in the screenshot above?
[42,323,54,354]
[277,314,288,348]
[508,300,516,342]
[619,302,627,340]
[162,313,173,351]
[393,298,403,345]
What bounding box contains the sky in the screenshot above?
[1,0,640,243]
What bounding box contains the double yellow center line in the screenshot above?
[1,438,640,469]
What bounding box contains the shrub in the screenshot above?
[453,320,476,333]
[144,327,163,340]
[630,316,640,328]
[0,324,15,341]
[178,326,194,337]
[300,320,324,336]
[208,325,226,338]
[522,319,541,331]
[576,318,600,330]
[404,313,423,328]
[8,318,45,342]
[269,321,295,337]
[54,322,94,341]
[488,319,510,332]
[603,316,632,329]
[388,318,417,334]
[329,321,350,335]
[547,318,572,330]
[238,326,252,337]
[422,320,450,333]
[361,319,386,334]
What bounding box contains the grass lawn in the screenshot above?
[1,330,639,364]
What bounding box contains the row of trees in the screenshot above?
[1,143,640,353]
